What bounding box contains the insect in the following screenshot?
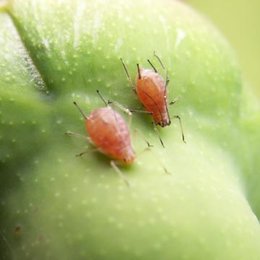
[66,90,135,186]
[120,53,185,143]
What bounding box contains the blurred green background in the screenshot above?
[187,0,260,97]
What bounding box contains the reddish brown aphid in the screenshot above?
[85,106,135,165]
[136,64,170,127]
[121,55,185,143]
[72,96,135,166]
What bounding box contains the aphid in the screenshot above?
[121,53,185,143]
[66,91,135,186]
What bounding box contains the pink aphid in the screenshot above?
[121,55,185,143]
[136,64,170,127]
[73,100,135,165]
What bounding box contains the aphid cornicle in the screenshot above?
[72,99,135,166]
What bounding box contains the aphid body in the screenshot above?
[120,56,186,143]
[136,68,170,127]
[82,105,135,165]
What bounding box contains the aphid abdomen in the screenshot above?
[86,107,135,164]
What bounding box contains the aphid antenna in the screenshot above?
[172,115,186,143]
[153,51,165,70]
[135,134,171,175]
[147,59,158,73]
[133,128,153,149]
[112,101,132,116]
[73,101,88,120]
[129,108,153,115]
[137,63,141,79]
[75,147,98,157]
[165,72,170,87]
[110,101,133,127]
[120,58,135,90]
[169,96,180,105]
[110,160,131,187]
[65,131,90,142]
[96,89,108,106]
[154,51,169,85]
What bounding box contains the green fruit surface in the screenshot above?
[0,0,260,259]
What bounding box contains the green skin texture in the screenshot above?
[0,0,260,259]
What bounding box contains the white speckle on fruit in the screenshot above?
[116,222,124,230]
[175,28,186,50]
[107,216,115,224]
[90,197,97,204]
[58,221,64,228]
[114,38,123,52]
[54,192,60,197]
[42,38,50,49]
[153,242,162,251]
[66,204,72,210]
[72,187,78,192]
[148,217,156,225]
[85,212,92,219]
[81,199,87,205]
[115,203,122,211]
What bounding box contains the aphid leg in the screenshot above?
[129,109,152,115]
[169,96,179,105]
[133,128,153,149]
[137,63,141,79]
[110,161,130,187]
[173,115,186,143]
[76,150,88,157]
[65,131,90,142]
[65,131,95,157]
[76,148,98,157]
[165,71,170,87]
[162,166,172,175]
[135,138,171,175]
[110,101,133,127]
[120,58,136,92]
[147,59,158,73]
[153,122,165,148]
